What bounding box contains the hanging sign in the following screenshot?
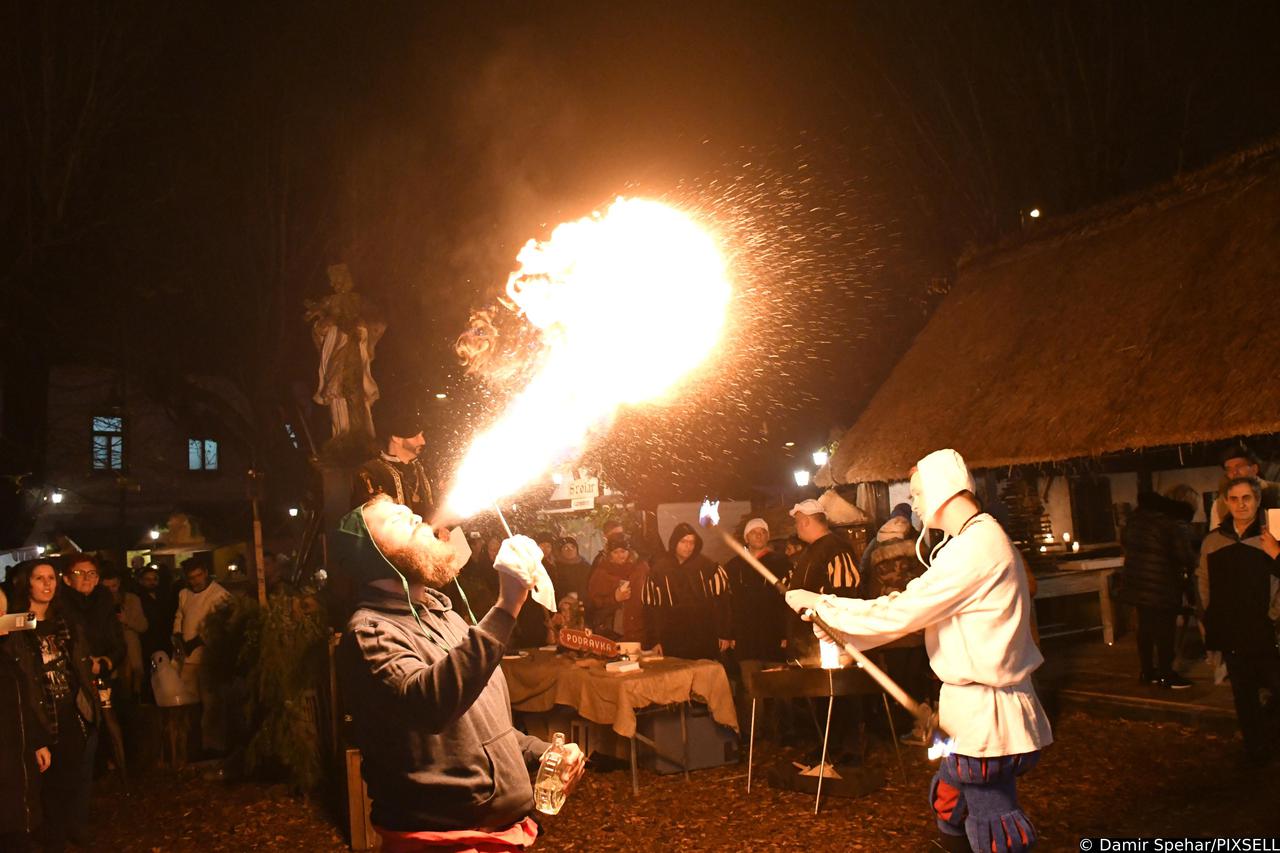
[568,476,599,510]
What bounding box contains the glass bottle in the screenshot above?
[533,732,569,815]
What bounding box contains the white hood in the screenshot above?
[909,448,975,529]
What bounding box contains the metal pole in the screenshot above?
[815,670,834,815]
[494,503,514,537]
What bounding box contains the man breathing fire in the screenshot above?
[335,495,585,851]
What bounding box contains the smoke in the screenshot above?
[445,29,586,303]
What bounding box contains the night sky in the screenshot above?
[4,2,1280,505]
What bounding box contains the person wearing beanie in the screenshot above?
[787,449,1051,853]
[335,495,584,848]
[351,398,436,519]
[585,534,649,642]
[723,519,789,663]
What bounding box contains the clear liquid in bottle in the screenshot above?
[533,732,569,815]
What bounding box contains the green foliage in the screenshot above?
[203,596,329,790]
[202,596,262,684]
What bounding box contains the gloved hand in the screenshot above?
[494,535,557,612]
[784,588,822,615]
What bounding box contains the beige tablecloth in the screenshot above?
[501,651,739,739]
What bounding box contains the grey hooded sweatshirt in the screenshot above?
[334,505,550,832]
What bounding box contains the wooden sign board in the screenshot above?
[558,627,620,658]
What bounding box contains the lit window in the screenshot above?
[188,439,219,471]
[91,416,124,471]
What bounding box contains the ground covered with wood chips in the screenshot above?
[91,710,1277,851]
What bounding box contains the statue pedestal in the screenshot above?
[318,462,358,530]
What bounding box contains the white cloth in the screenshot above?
[494,535,557,612]
[812,514,1052,757]
[150,651,199,707]
[172,581,232,663]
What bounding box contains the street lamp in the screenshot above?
[149,528,161,541]
[793,469,811,488]
[288,507,300,518]
[50,490,65,504]
[1028,208,1041,218]
[812,450,829,467]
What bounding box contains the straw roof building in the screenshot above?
[829,142,1280,487]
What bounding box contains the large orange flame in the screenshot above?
[443,197,732,519]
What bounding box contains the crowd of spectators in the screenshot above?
[6,439,1276,849]
[0,549,289,850]
[1117,441,1280,768]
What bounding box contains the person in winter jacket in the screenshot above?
[586,535,649,642]
[641,523,731,660]
[859,506,927,600]
[0,586,52,853]
[100,567,148,697]
[59,554,125,828]
[60,555,124,683]
[858,507,934,735]
[723,518,789,662]
[1120,490,1198,688]
[336,494,585,848]
[550,538,592,604]
[788,449,1051,853]
[1197,476,1280,768]
[9,561,101,853]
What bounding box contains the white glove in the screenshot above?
[494,535,557,612]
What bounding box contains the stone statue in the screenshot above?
[305,263,385,447]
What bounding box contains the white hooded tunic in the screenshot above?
[813,513,1052,757]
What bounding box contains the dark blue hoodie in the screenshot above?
[333,505,550,832]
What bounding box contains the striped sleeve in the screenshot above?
[826,551,860,592]
[704,564,729,597]
[642,574,671,607]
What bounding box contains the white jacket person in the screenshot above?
[787,449,1051,853]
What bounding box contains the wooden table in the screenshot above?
[1034,556,1121,644]
[502,650,738,793]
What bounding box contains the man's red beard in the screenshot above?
[382,528,459,588]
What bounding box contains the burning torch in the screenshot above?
[698,500,950,754]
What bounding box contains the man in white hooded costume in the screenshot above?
[786,449,1051,853]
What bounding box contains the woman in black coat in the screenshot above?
[1120,490,1198,688]
[0,585,53,853]
[8,562,101,853]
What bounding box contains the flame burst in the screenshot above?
[444,197,733,519]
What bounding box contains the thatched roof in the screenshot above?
[831,142,1280,484]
